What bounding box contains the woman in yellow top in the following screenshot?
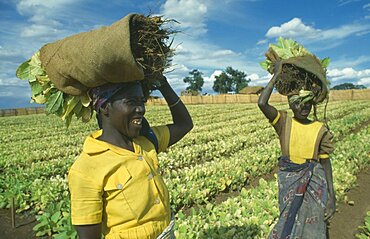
[258,63,335,239]
[68,77,193,239]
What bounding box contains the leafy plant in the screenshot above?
[33,201,77,239]
[356,211,370,239]
[16,52,92,127]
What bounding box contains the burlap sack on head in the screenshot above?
[40,13,144,96]
[275,55,329,103]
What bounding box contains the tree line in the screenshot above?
[181,67,251,96]
[181,67,367,96]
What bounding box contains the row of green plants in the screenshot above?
[174,125,370,238]
[160,100,370,172]
[165,104,370,210]
[2,101,368,214]
[0,100,369,238]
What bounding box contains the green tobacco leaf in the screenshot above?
[36,75,50,83]
[16,60,31,80]
[62,96,79,120]
[51,211,61,223]
[321,57,330,68]
[278,37,293,50]
[80,93,91,107]
[46,91,63,114]
[32,94,47,104]
[270,45,293,59]
[73,101,83,117]
[29,51,41,66]
[30,81,43,96]
[259,61,268,70]
[300,95,314,104]
[64,113,73,128]
[33,219,48,231]
[30,65,45,76]
[81,107,93,123]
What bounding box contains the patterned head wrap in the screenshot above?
[89,81,140,112]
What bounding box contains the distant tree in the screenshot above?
[183,69,204,93]
[212,66,250,94]
[331,83,367,90]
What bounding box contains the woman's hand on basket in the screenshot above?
[270,61,282,84]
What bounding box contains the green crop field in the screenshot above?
[1,100,370,238]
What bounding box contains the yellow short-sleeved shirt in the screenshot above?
[68,126,171,239]
[271,111,334,164]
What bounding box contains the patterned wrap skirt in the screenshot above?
[269,156,328,239]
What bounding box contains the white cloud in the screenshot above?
[321,24,370,39]
[364,3,370,19]
[15,0,84,39]
[266,18,320,39]
[159,0,267,93]
[0,78,26,87]
[170,35,263,76]
[328,68,357,80]
[338,0,361,7]
[20,24,61,38]
[201,70,223,93]
[328,67,370,86]
[0,48,23,58]
[16,0,76,15]
[264,18,370,43]
[161,0,208,36]
[210,50,239,58]
[330,55,370,69]
[248,73,271,86]
[248,73,261,81]
[357,77,370,85]
[256,39,267,45]
[207,70,223,82]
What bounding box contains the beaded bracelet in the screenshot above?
[168,98,181,108]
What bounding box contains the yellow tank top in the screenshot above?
[289,118,323,164]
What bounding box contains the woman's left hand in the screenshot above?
[324,195,336,221]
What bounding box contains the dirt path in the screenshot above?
[328,169,370,239]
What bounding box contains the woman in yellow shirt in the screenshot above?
[258,63,335,239]
[68,77,193,239]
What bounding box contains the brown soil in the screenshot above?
[0,209,37,239]
[328,169,370,239]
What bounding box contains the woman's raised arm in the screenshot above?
[158,76,193,146]
[258,62,281,122]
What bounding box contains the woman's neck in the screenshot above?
[98,127,134,152]
[293,117,312,124]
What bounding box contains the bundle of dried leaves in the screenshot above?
[130,15,178,97]
[276,64,323,97]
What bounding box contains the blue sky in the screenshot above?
[1,0,370,109]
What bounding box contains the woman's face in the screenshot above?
[107,84,146,139]
[289,97,312,120]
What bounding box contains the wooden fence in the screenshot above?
[1,89,370,117]
[146,89,370,106]
[0,107,45,117]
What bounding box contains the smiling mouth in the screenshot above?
[132,118,142,125]
[301,110,310,115]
